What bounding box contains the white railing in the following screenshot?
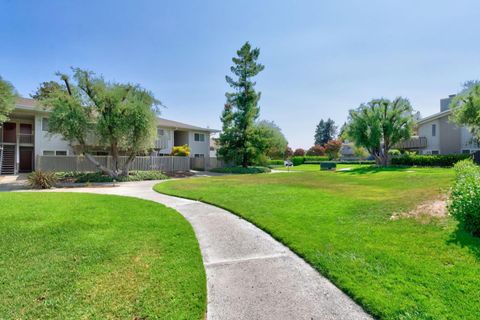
[36,155,190,172]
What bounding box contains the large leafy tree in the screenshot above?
[451,81,480,142]
[314,118,337,145]
[31,81,66,100]
[0,76,17,124]
[218,42,265,167]
[347,97,414,166]
[256,120,288,159]
[41,68,160,178]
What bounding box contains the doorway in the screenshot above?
[19,147,34,173]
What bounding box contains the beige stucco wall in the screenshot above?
[188,131,210,158]
[418,119,440,153]
[438,116,461,154]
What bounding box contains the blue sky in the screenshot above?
[1,0,480,148]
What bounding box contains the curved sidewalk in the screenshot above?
[49,180,371,320]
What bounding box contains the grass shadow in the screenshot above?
[447,226,480,261]
[339,165,414,175]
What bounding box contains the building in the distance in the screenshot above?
[396,95,479,155]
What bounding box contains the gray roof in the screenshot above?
[14,97,218,132]
[157,117,219,132]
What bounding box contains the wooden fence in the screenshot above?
[36,155,190,172]
[190,157,228,171]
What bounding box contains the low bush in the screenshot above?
[28,171,58,189]
[210,166,271,174]
[56,170,169,183]
[448,160,480,236]
[267,159,284,165]
[292,156,330,166]
[391,154,471,167]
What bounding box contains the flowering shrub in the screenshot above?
[306,144,325,156]
[171,144,190,157]
[293,148,305,156]
[325,139,343,160]
[448,160,480,236]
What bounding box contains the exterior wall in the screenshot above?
[155,127,213,158]
[156,127,174,155]
[417,119,440,154]
[34,114,73,157]
[188,131,210,158]
[438,116,461,154]
[461,127,480,152]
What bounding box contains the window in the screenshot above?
[431,150,439,155]
[42,118,49,131]
[194,133,205,142]
[462,149,471,154]
[43,150,68,156]
[194,154,205,158]
[431,124,436,137]
[157,128,165,136]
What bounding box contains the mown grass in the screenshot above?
[275,163,372,171]
[155,166,480,319]
[0,193,206,319]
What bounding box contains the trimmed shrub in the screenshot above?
[267,159,284,165]
[28,171,58,189]
[210,166,271,174]
[291,156,305,166]
[291,156,329,165]
[391,154,471,167]
[448,160,480,236]
[56,171,169,183]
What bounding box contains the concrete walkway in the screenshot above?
[46,180,371,320]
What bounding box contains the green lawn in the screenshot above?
[155,166,480,319]
[275,163,372,171]
[0,193,206,319]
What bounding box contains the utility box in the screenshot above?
[320,162,337,171]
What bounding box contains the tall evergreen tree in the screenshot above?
[314,118,337,145]
[218,42,265,167]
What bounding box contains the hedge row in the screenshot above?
[56,170,170,183]
[391,154,471,167]
[210,166,271,174]
[267,159,285,165]
[292,156,329,166]
[448,160,480,235]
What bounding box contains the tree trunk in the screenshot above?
[120,153,136,177]
[110,142,119,177]
[84,153,117,177]
[242,152,248,168]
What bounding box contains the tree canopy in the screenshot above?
[347,97,414,166]
[41,68,160,177]
[0,76,16,124]
[314,118,337,145]
[451,81,480,142]
[256,120,288,159]
[31,81,66,100]
[218,42,265,167]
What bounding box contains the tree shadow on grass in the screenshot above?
[338,166,414,175]
[447,226,480,261]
